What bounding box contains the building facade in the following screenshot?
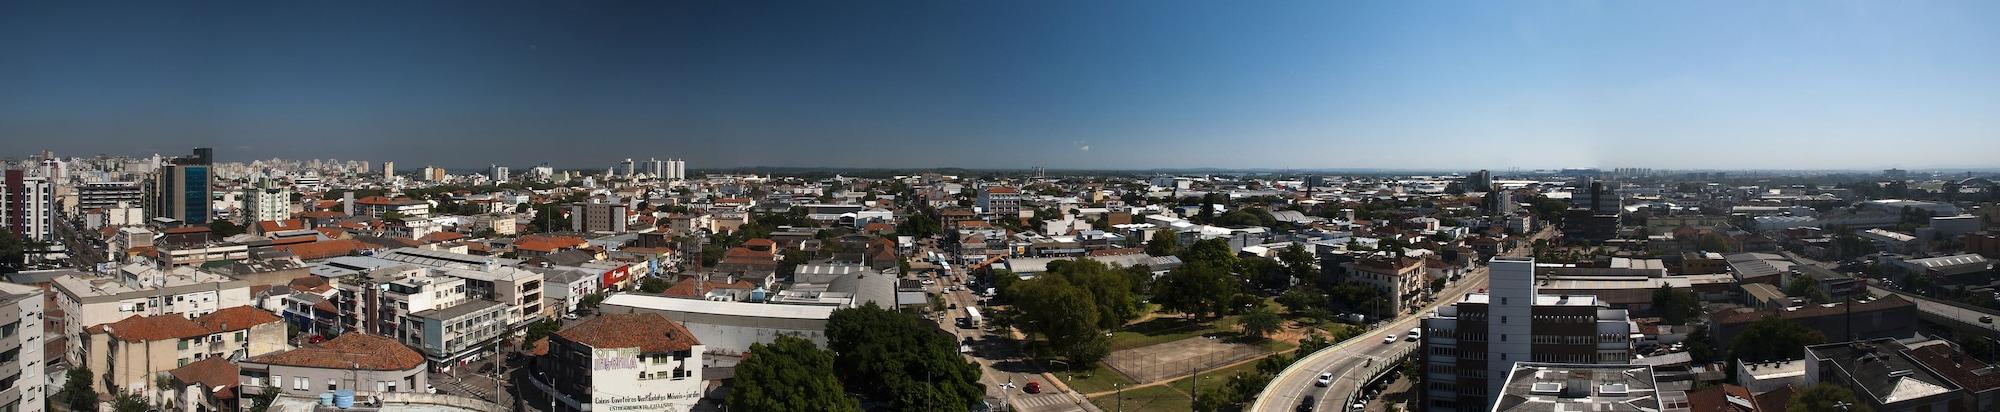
[530,314,705,412]
[1,170,55,242]
[0,283,46,412]
[241,179,293,223]
[1419,257,1637,412]
[976,186,1021,217]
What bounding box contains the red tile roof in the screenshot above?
[418,231,466,243]
[274,239,368,260]
[247,333,426,371]
[984,186,1020,194]
[555,313,701,353]
[94,314,212,342]
[515,235,587,253]
[256,219,305,233]
[170,357,240,399]
[297,210,345,219]
[196,306,282,332]
[313,227,348,239]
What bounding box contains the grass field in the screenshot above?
[1062,362,1136,395]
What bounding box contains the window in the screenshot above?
[177,339,189,350]
[271,375,282,388]
[294,377,309,390]
[0,322,14,338]
[327,379,337,390]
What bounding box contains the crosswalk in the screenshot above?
[1013,393,1082,410]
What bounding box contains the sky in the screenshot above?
[3,1,1998,170]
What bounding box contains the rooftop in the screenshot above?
[1492,363,1662,412]
[602,293,837,320]
[1805,338,1961,405]
[247,333,426,371]
[555,313,701,353]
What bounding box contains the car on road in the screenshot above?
[1384,334,1398,344]
[1315,372,1333,387]
[1983,316,1994,324]
[1407,328,1421,341]
[1297,395,1316,412]
[1024,382,1042,394]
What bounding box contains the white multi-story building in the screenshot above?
[241,179,293,223]
[2,171,56,242]
[531,313,705,412]
[490,165,509,183]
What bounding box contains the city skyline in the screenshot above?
[5,1,1999,170]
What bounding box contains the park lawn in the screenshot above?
[1165,356,1267,396]
[1108,315,1239,351]
[1088,382,1190,412]
[1062,362,1136,395]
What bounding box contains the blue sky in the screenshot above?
[2,1,1996,170]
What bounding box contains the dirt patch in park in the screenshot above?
[1104,337,1265,383]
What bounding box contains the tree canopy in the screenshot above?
[1729,317,1825,362]
[1238,306,1282,340]
[1788,384,1873,412]
[1145,229,1182,257]
[728,335,861,412]
[1651,286,1702,325]
[1152,262,1240,318]
[826,303,984,411]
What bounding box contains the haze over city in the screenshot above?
[5,1,1999,169]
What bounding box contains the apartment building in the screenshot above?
[333,265,469,338]
[976,186,1021,217]
[81,306,286,401]
[53,267,252,366]
[529,313,705,412]
[570,201,630,233]
[1419,257,1637,412]
[2,170,56,242]
[241,179,293,223]
[0,283,46,412]
[1342,256,1429,313]
[375,248,547,326]
[353,196,431,219]
[77,181,145,213]
[407,299,511,367]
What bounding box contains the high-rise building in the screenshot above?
[1466,169,1494,192]
[2,170,57,241]
[383,161,396,181]
[241,179,292,223]
[490,165,510,183]
[570,201,630,233]
[1419,256,1637,412]
[621,158,636,178]
[669,159,686,180]
[151,149,213,225]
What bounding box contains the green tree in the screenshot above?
[1046,259,1141,329]
[1153,262,1240,318]
[1180,238,1238,268]
[207,220,246,238]
[110,392,149,412]
[1276,287,1330,319]
[579,293,605,310]
[1788,384,1874,412]
[1145,229,1182,257]
[826,303,984,411]
[1239,306,1282,340]
[728,336,861,412]
[1729,317,1826,362]
[59,367,97,411]
[1009,277,1104,362]
[1651,286,1702,325]
[1786,276,1832,304]
[521,318,562,347]
[1276,244,1319,287]
[639,277,672,294]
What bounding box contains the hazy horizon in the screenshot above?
[5,1,1998,170]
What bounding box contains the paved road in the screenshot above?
[924,269,1095,412]
[1252,228,1552,412]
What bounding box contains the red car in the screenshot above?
[1024,382,1042,394]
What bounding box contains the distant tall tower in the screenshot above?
[672,159,686,180]
[622,159,636,178]
[490,165,510,184]
[383,161,396,181]
[152,148,215,224]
